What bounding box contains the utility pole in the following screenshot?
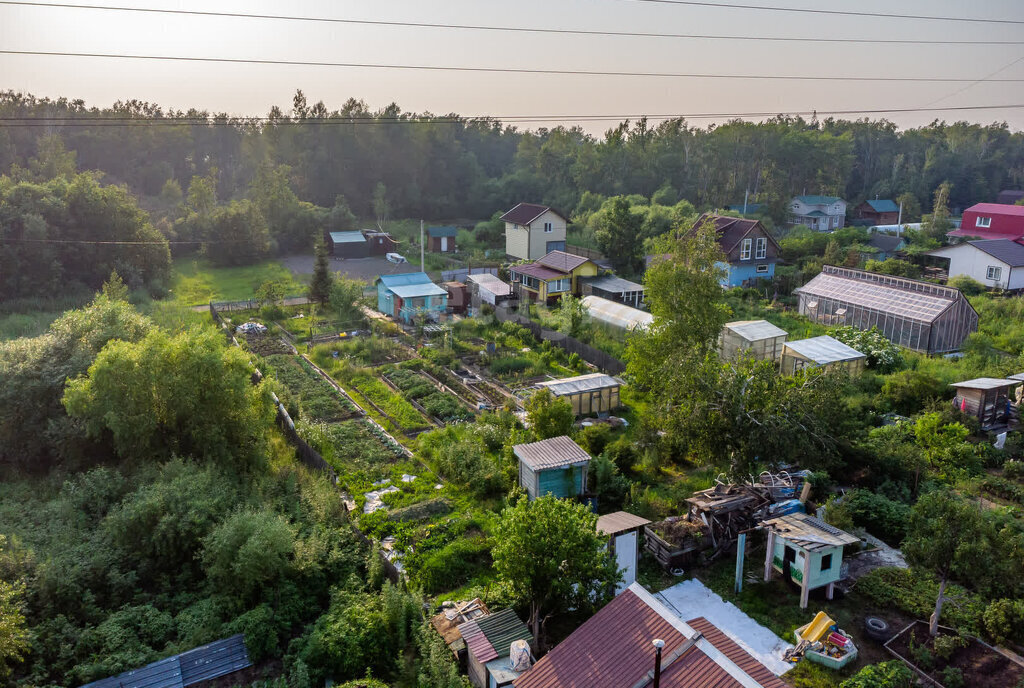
[742,188,749,215]
[420,219,425,273]
[897,200,903,234]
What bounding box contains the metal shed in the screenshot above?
[950,377,1022,431]
[582,295,653,331]
[80,635,251,688]
[536,373,622,416]
[514,435,591,500]
[329,230,370,258]
[781,336,867,376]
[794,265,978,354]
[579,274,646,308]
[719,320,788,363]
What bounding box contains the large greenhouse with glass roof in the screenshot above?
[794,266,978,354]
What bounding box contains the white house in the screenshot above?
[789,195,847,232]
[501,203,568,260]
[928,239,1024,291]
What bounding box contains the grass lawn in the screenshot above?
[169,257,305,305]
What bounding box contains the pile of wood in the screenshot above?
[685,483,775,554]
[644,517,710,571]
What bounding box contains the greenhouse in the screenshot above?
[582,295,653,331]
[794,266,978,354]
[719,320,788,363]
[781,336,867,376]
[536,372,622,416]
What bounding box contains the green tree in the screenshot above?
[823,238,843,265]
[556,293,587,338]
[524,388,574,440]
[913,412,969,482]
[100,270,130,302]
[329,275,365,323]
[0,537,28,679]
[594,196,644,275]
[202,510,295,602]
[309,235,333,306]
[924,181,953,240]
[205,200,270,267]
[492,496,619,647]
[894,192,921,223]
[26,133,77,181]
[63,327,270,465]
[903,492,994,636]
[255,279,287,309]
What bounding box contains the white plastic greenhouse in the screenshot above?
[582,295,653,331]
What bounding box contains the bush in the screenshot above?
[857,568,987,634]
[879,370,947,416]
[983,598,1024,646]
[839,661,914,688]
[578,424,614,456]
[489,356,531,376]
[948,274,986,296]
[830,325,902,372]
[1004,460,1024,481]
[409,537,493,594]
[940,666,965,688]
[828,489,910,545]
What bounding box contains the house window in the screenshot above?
[755,237,767,259]
[544,222,553,233]
[548,278,570,293]
[740,238,752,260]
[756,264,769,273]
[820,553,833,571]
[977,216,992,228]
[986,266,1002,281]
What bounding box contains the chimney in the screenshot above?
[652,639,665,688]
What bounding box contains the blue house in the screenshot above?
[375,272,448,324]
[692,213,781,288]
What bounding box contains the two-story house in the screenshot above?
[501,203,568,260]
[948,203,1024,242]
[692,213,781,287]
[789,195,847,231]
[509,250,599,303]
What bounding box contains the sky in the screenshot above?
[2,0,1024,136]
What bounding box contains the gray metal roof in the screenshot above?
[796,269,956,323]
[784,335,866,365]
[762,513,859,552]
[950,377,1023,391]
[80,635,251,688]
[1010,373,1024,382]
[724,320,788,343]
[581,274,645,294]
[514,435,591,471]
[597,511,651,536]
[968,239,1024,267]
[389,282,448,299]
[329,231,367,244]
[537,373,621,396]
[467,273,513,296]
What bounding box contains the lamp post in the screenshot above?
[652,638,665,688]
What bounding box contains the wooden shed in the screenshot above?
[950,377,1022,431]
[458,608,532,688]
[781,336,867,376]
[444,281,468,314]
[596,511,651,593]
[329,230,370,258]
[430,598,490,667]
[762,513,859,608]
[514,436,590,500]
[428,225,458,253]
[535,373,622,417]
[719,320,788,363]
[363,229,397,255]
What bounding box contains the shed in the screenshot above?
[535,373,622,416]
[329,230,370,258]
[467,273,515,307]
[794,265,979,354]
[375,272,449,324]
[428,225,458,253]
[781,336,866,376]
[513,435,591,500]
[444,281,468,314]
[458,608,533,688]
[719,320,788,363]
[579,274,646,308]
[363,229,397,255]
[582,295,653,331]
[80,635,251,688]
[597,511,651,592]
[950,378,1022,431]
[430,599,490,666]
[762,513,860,608]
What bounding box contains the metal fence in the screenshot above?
[493,307,627,375]
[440,266,500,283]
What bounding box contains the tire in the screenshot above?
[864,616,891,641]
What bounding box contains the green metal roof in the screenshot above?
[804,210,827,217]
[428,225,458,238]
[329,231,367,244]
[476,609,533,658]
[864,199,899,213]
[795,195,842,205]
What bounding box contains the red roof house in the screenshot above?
[513,583,787,688]
[950,203,1024,241]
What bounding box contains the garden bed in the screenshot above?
[240,330,293,356]
[385,368,474,423]
[296,418,405,478]
[885,621,1023,688]
[263,354,360,422]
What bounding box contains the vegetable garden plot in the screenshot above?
[296,418,405,478]
[385,368,474,423]
[263,354,360,423]
[345,371,433,433]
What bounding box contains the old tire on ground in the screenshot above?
[864,616,891,641]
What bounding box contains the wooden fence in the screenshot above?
[494,307,627,375]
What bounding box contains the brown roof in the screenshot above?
[513,436,591,471]
[431,599,490,651]
[536,250,591,274]
[693,213,780,254]
[513,585,785,688]
[501,203,566,226]
[596,511,651,536]
[511,263,566,282]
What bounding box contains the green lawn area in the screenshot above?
[169,257,305,305]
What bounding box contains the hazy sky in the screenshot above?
[3,0,1024,135]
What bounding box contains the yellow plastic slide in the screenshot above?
[800,612,835,644]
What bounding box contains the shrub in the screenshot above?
[489,356,531,376]
[839,661,914,688]
[940,667,965,688]
[830,489,911,545]
[830,325,902,372]
[857,568,987,634]
[1004,460,1024,481]
[879,370,947,416]
[932,632,968,660]
[948,274,986,296]
[983,598,1024,646]
[578,424,614,456]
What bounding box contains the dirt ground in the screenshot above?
[281,253,420,282]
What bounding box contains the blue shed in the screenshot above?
[513,435,591,500]
[762,513,860,608]
[375,272,448,324]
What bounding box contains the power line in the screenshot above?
[2,104,1023,128]
[924,54,1024,108]
[1,1,1020,45]
[3,49,1023,84]
[0,237,251,244]
[617,0,1024,25]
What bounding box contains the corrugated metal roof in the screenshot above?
[783,336,865,366]
[762,513,859,551]
[329,231,367,244]
[476,609,533,659]
[536,251,590,274]
[864,199,899,213]
[537,373,621,396]
[513,436,591,471]
[377,271,433,287]
[967,202,1024,217]
[950,377,1022,390]
[795,195,842,205]
[581,274,646,294]
[428,225,458,238]
[459,618,498,663]
[596,511,651,536]
[1009,373,1024,382]
[582,295,654,330]
[79,635,251,688]
[795,269,956,323]
[501,203,566,225]
[724,320,788,343]
[390,282,448,298]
